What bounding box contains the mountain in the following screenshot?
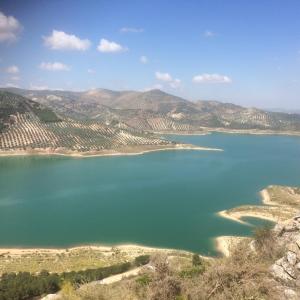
[0,91,174,153]
[3,87,300,133]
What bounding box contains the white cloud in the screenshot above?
[87,68,95,74]
[5,65,19,74]
[143,84,163,91]
[0,11,22,42]
[155,71,181,89]
[10,76,20,81]
[140,55,148,64]
[155,71,173,82]
[204,30,216,38]
[120,27,143,33]
[97,39,127,53]
[193,73,232,83]
[39,62,70,71]
[43,30,91,51]
[5,82,19,88]
[30,84,48,90]
[169,78,181,89]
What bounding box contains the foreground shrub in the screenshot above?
[134,255,150,266]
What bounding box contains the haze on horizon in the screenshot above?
[0,0,300,110]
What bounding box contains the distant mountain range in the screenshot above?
[3,87,300,133]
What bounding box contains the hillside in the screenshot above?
[0,91,178,154]
[3,87,300,134]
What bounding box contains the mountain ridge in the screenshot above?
[2,87,300,133]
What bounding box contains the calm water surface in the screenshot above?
[0,133,300,255]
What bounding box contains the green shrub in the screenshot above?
[134,255,150,266]
[192,254,202,266]
[136,274,152,286]
[179,266,205,278]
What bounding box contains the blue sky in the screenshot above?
[0,0,300,109]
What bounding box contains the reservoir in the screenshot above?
[0,133,300,255]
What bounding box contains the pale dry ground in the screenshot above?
[0,244,194,275]
[216,185,300,256]
[215,236,251,257]
[204,127,300,136]
[0,143,222,158]
[218,185,300,225]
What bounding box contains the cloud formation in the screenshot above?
[6,65,19,74]
[140,56,148,64]
[0,11,22,42]
[5,83,19,88]
[39,62,70,71]
[143,84,163,92]
[193,73,232,83]
[97,39,127,53]
[204,30,216,38]
[155,72,181,89]
[30,84,49,90]
[155,72,173,82]
[44,30,91,51]
[120,27,144,33]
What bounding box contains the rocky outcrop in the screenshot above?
[270,216,300,299]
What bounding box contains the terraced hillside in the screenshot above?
[0,91,173,153]
[4,88,300,133]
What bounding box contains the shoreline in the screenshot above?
[214,236,250,257]
[217,186,298,226]
[201,127,300,137]
[0,243,190,256]
[0,144,222,158]
[0,243,212,275]
[215,185,300,256]
[153,128,300,137]
[216,188,280,225]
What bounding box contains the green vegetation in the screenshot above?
[3,88,300,133]
[135,274,152,286]
[0,91,172,152]
[30,102,61,123]
[53,227,285,300]
[0,255,150,300]
[192,253,201,266]
[134,255,150,266]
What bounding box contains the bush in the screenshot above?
[0,261,134,300]
[179,266,205,279]
[192,254,202,266]
[253,225,283,261]
[135,255,150,266]
[136,274,152,286]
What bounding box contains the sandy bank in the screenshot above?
[215,236,250,257]
[207,128,300,136]
[0,243,190,257]
[0,144,222,158]
[217,185,299,227]
[151,128,300,137]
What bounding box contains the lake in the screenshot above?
[0,133,300,255]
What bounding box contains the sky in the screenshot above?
[0,0,300,109]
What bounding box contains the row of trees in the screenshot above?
[0,255,150,300]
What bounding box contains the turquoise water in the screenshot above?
[0,133,300,255]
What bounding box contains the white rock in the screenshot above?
[40,294,60,300]
[284,288,297,300]
[271,264,294,282]
[287,251,297,266]
[275,257,297,279]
